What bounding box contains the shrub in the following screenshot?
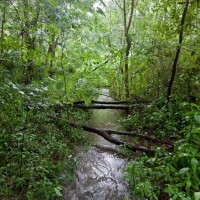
[125,101,200,199]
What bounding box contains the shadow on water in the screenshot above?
[63,89,131,200]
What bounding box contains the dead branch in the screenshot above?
[69,121,155,155]
[105,129,173,147]
[74,104,130,109]
[73,100,150,105]
[48,115,155,155]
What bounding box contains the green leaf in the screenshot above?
[6,22,12,28]
[191,158,198,174]
[56,80,64,90]
[194,113,200,124]
[55,188,63,197]
[19,91,25,95]
[96,7,106,16]
[194,192,200,200]
[83,95,91,106]
[179,167,189,174]
[186,180,191,191]
[164,185,174,195]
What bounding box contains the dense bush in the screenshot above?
[0,75,88,199]
[124,100,200,199]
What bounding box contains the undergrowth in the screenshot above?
[123,99,200,200]
[0,76,89,199]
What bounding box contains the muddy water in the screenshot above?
[63,89,130,200]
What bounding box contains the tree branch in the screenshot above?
[91,59,110,72]
[123,0,127,32]
[106,129,173,147]
[115,0,123,10]
[126,0,134,31]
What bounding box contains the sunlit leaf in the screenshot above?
[194,113,200,124]
[83,95,91,106]
[194,192,200,200]
[179,167,189,174]
[55,188,63,197]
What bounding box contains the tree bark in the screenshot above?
[167,0,189,100]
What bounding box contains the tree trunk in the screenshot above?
[22,0,40,84]
[123,0,134,99]
[124,34,131,99]
[1,0,6,55]
[47,37,58,77]
[167,0,189,100]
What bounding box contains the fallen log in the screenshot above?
[69,122,155,155]
[105,129,173,147]
[48,115,155,155]
[74,104,130,109]
[73,100,131,105]
[48,115,176,155]
[73,100,150,105]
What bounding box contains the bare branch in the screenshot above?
[115,0,123,10]
[91,59,110,72]
[126,0,134,31]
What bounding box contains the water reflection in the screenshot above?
[63,89,130,200]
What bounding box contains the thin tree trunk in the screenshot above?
[167,0,189,100]
[123,0,134,99]
[1,0,6,55]
[22,0,33,84]
[22,0,40,84]
[47,37,58,77]
[60,32,67,94]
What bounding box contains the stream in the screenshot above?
[63,89,130,200]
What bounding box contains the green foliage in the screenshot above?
[121,99,195,138]
[0,74,89,199]
[125,101,200,199]
[0,1,108,197]
[1,0,200,199]
[108,0,200,100]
